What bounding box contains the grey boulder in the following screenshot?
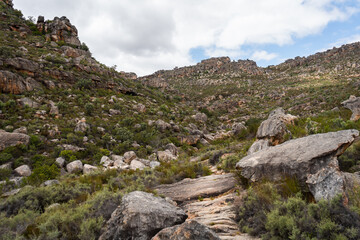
[342,95,360,121]
[0,130,30,151]
[99,191,187,240]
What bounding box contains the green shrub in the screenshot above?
[0,152,13,164]
[0,168,12,181]
[75,79,93,90]
[85,103,94,116]
[26,164,60,186]
[59,150,77,162]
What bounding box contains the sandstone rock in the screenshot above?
[109,109,121,115]
[232,122,246,135]
[155,174,236,203]
[0,70,41,94]
[342,95,360,121]
[61,144,85,152]
[123,151,137,163]
[192,112,208,122]
[165,143,178,156]
[61,46,90,58]
[157,150,177,162]
[5,57,39,73]
[0,130,30,150]
[236,130,359,201]
[99,191,187,240]
[179,135,201,145]
[135,103,146,113]
[113,158,129,170]
[42,180,60,186]
[48,100,59,115]
[152,220,220,240]
[14,165,31,177]
[200,138,210,146]
[111,155,124,162]
[150,161,160,169]
[66,160,83,173]
[247,139,271,155]
[256,108,296,145]
[17,97,39,108]
[0,162,12,170]
[83,164,97,174]
[37,16,81,46]
[55,157,65,167]
[155,119,171,132]
[100,156,114,168]
[130,160,146,170]
[13,126,27,134]
[74,118,89,132]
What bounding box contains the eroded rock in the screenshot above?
[99,191,187,240]
[342,95,360,121]
[0,130,30,150]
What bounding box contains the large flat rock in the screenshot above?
[236,130,359,201]
[155,174,236,203]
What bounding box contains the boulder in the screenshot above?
[0,70,41,94]
[13,126,27,134]
[113,158,129,170]
[55,157,65,167]
[48,100,59,115]
[0,162,12,170]
[155,120,171,132]
[14,165,31,177]
[42,180,60,186]
[157,150,177,162]
[342,95,360,121]
[165,143,178,156]
[192,112,207,122]
[155,174,236,203]
[150,161,160,169]
[100,156,114,168]
[231,122,246,135]
[99,191,187,240]
[5,57,39,73]
[152,220,221,240]
[179,135,201,145]
[236,130,359,201]
[0,130,30,150]
[256,108,296,145]
[247,139,271,155]
[74,118,89,132]
[66,160,83,173]
[130,160,146,170]
[83,164,97,174]
[123,151,137,163]
[17,97,39,108]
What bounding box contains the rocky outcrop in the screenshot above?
[0,130,30,150]
[342,95,360,121]
[5,58,39,75]
[247,139,271,155]
[236,130,359,201]
[155,174,236,203]
[37,16,81,46]
[0,70,41,94]
[152,220,221,240]
[99,191,187,240]
[14,165,31,177]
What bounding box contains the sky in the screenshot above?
[13,0,360,76]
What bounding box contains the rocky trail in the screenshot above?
[155,173,259,240]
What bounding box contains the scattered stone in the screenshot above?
[342,95,360,121]
[42,179,60,187]
[130,160,146,170]
[165,143,178,156]
[0,162,12,170]
[99,191,187,240]
[157,150,177,162]
[83,164,97,174]
[48,100,59,115]
[192,112,208,122]
[100,156,114,168]
[123,151,137,164]
[55,157,65,167]
[61,144,85,152]
[135,103,146,113]
[17,97,39,108]
[232,122,246,135]
[155,119,171,132]
[113,159,129,170]
[66,160,83,173]
[2,189,21,198]
[14,165,31,177]
[75,118,90,132]
[152,220,220,240]
[109,109,121,115]
[150,161,160,169]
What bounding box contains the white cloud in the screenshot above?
[251,51,278,61]
[14,0,358,76]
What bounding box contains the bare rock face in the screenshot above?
[0,130,30,150]
[236,129,359,201]
[99,191,187,240]
[342,95,360,121]
[0,70,41,94]
[155,174,236,203]
[5,58,39,74]
[37,16,81,46]
[17,97,39,108]
[152,220,221,240]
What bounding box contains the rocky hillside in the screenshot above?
[1,0,360,240]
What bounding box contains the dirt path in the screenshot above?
[155,173,259,240]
